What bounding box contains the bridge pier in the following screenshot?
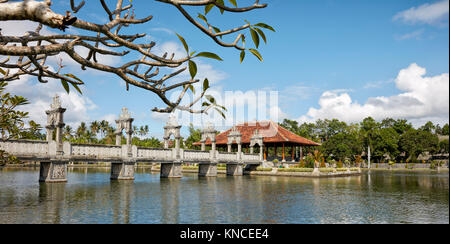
[226,163,244,176]
[110,161,135,180]
[160,162,182,178]
[198,163,217,177]
[39,160,68,183]
[244,164,259,172]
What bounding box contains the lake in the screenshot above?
[0,167,448,224]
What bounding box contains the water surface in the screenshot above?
[0,167,448,224]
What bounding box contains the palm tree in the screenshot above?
[90,121,100,137]
[63,125,73,141]
[99,120,109,139]
[75,122,87,141]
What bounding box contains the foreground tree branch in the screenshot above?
[0,0,273,115]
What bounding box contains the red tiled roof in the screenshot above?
[194,121,320,146]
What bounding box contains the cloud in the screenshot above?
[394,29,425,41]
[297,63,449,126]
[393,0,449,25]
[5,75,97,128]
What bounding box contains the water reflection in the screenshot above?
[0,168,448,224]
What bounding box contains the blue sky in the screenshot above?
[2,0,449,138]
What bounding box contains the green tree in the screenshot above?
[399,129,439,162]
[184,124,202,149]
[321,132,362,162]
[439,139,449,154]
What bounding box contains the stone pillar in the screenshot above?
[250,146,254,154]
[237,143,242,154]
[160,162,182,178]
[126,132,132,146]
[211,141,216,152]
[201,143,206,151]
[227,143,232,153]
[260,145,265,161]
[198,163,217,177]
[164,139,169,149]
[226,164,243,176]
[110,161,135,180]
[39,160,68,183]
[46,128,54,142]
[116,134,121,146]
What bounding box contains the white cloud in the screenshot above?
[394,29,425,40]
[5,75,97,128]
[298,63,449,126]
[393,0,449,25]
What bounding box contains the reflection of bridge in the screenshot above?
[0,96,263,183]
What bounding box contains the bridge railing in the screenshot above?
[136,147,173,161]
[217,151,238,162]
[67,143,122,159]
[183,150,210,161]
[242,153,260,162]
[0,140,50,158]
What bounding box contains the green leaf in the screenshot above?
[240,50,245,63]
[194,52,223,61]
[205,94,216,104]
[176,33,189,54]
[202,102,211,107]
[214,107,226,119]
[197,13,208,23]
[60,79,70,94]
[188,60,197,79]
[228,0,237,7]
[254,23,275,32]
[203,78,210,92]
[64,73,83,83]
[250,28,260,48]
[71,83,83,95]
[249,49,263,62]
[205,4,214,15]
[254,27,267,44]
[216,0,225,14]
[0,68,6,76]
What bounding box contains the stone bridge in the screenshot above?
[0,96,263,182]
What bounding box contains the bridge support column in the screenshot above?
[226,163,243,176]
[110,161,135,180]
[39,160,68,183]
[198,163,217,177]
[160,162,182,178]
[244,164,259,172]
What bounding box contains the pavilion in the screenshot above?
[194,121,320,162]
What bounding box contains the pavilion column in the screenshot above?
[291,146,295,162]
[300,146,303,161]
[227,143,232,153]
[282,143,286,162]
[250,145,254,154]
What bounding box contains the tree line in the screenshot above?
[281,118,449,164]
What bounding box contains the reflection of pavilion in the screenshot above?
[195,121,320,162]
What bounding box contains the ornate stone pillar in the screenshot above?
[250,129,264,162]
[45,95,66,155]
[115,107,134,147]
[227,126,242,154]
[162,115,182,178]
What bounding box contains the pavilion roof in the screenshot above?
[194,120,320,146]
